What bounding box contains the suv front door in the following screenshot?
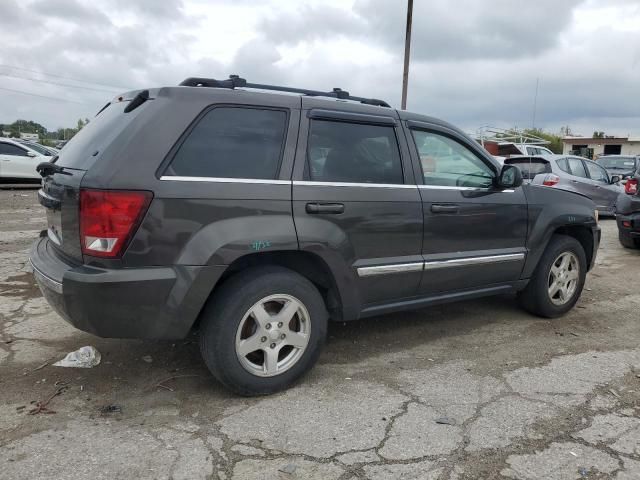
[292,102,423,318]
[405,121,528,295]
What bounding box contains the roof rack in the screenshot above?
[473,126,551,146]
[179,75,391,108]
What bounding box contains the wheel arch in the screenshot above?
[193,250,345,330]
[551,225,594,269]
[522,222,596,280]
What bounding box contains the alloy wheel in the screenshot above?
[235,294,311,377]
[547,251,580,306]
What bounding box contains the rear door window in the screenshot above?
[567,158,588,178]
[167,107,287,179]
[306,120,403,184]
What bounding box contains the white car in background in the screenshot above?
[0,137,48,182]
[15,139,59,157]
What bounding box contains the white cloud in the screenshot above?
[1,0,639,137]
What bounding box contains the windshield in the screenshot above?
[598,157,636,169]
[16,140,53,156]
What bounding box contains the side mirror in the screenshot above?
[610,175,621,184]
[497,164,523,189]
[26,151,37,158]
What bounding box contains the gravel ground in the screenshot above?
[0,187,639,480]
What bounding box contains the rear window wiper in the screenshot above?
[36,159,69,177]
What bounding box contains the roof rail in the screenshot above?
[179,75,391,108]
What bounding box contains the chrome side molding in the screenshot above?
[357,253,525,277]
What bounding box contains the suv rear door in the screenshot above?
[404,120,528,295]
[292,100,423,316]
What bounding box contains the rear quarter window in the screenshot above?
[166,107,288,179]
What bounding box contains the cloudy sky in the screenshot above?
[1,0,639,137]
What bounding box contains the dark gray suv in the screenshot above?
[30,76,600,395]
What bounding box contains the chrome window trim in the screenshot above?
[30,260,63,294]
[424,253,525,270]
[294,181,417,189]
[160,176,291,185]
[357,262,424,277]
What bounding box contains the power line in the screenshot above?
[0,86,89,104]
[0,72,122,93]
[0,64,130,91]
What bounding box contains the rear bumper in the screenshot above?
[616,212,640,237]
[30,237,226,339]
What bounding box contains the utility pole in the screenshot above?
[532,77,540,129]
[401,0,413,110]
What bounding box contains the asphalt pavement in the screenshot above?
[1,188,639,480]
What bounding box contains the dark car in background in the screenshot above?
[596,155,639,182]
[505,155,623,216]
[616,163,640,248]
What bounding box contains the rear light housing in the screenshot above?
[625,178,638,195]
[542,174,560,187]
[79,189,152,258]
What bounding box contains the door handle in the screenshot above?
[431,204,459,214]
[306,202,345,214]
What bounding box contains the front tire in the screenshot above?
[517,235,587,318]
[199,266,328,396]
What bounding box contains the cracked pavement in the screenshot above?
[1,188,639,479]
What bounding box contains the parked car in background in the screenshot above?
[30,76,600,395]
[0,137,48,182]
[615,163,640,248]
[15,139,59,157]
[596,155,639,182]
[505,155,623,216]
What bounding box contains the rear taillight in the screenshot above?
[542,174,560,187]
[79,189,152,258]
[625,178,638,195]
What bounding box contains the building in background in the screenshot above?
[19,132,39,141]
[562,136,640,159]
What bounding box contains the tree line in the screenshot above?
[1,118,90,146]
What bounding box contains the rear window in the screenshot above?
[55,101,135,170]
[505,158,551,179]
[166,107,287,179]
[598,157,637,169]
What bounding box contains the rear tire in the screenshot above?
[517,235,587,318]
[619,231,640,249]
[199,266,328,396]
